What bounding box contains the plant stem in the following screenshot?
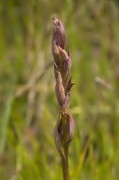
[52,18,74,180]
[61,144,69,180]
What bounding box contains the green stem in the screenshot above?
[61,144,69,180]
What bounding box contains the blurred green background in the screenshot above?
[0,0,119,179]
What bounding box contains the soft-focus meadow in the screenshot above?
[0,0,119,179]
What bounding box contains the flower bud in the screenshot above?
[59,48,72,76]
[54,115,65,157]
[65,111,74,144]
[52,43,62,68]
[62,93,70,111]
[54,111,74,156]
[52,18,66,70]
[52,17,65,49]
[54,64,65,106]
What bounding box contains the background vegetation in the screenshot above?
[0,0,119,179]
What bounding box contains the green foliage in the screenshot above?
[0,0,119,179]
